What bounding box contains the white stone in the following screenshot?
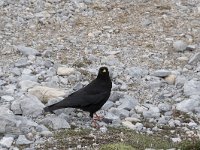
[57,67,75,76]
[164,74,176,85]
[28,86,65,103]
[125,117,141,122]
[0,137,14,148]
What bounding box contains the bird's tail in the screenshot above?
[43,100,68,113]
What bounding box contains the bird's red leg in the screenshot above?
[91,119,100,129]
[93,113,104,121]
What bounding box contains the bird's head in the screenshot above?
[97,67,110,79]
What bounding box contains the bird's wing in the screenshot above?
[66,90,109,107]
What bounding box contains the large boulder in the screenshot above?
[11,95,45,117]
[28,86,66,103]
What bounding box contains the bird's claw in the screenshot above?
[91,120,102,129]
[93,113,104,121]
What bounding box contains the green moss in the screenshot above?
[100,143,135,150]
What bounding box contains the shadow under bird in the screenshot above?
[44,67,112,127]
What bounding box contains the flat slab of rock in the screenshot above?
[28,86,65,103]
[40,115,70,130]
[176,96,200,113]
[57,67,75,76]
[16,135,33,145]
[184,80,200,96]
[151,69,171,77]
[15,45,40,56]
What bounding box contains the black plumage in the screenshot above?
[44,67,112,120]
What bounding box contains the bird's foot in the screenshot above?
[91,120,102,129]
[93,113,104,121]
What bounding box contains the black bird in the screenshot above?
[44,67,112,127]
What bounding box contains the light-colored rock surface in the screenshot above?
[28,86,66,102]
[57,67,75,76]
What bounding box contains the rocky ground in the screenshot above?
[1,0,200,149]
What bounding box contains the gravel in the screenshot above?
[1,0,200,149]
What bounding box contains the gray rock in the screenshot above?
[157,116,170,125]
[0,136,14,148]
[43,60,53,68]
[118,95,138,111]
[11,95,45,117]
[16,135,33,145]
[20,75,38,82]
[0,115,21,134]
[42,50,53,57]
[126,67,148,78]
[0,107,13,115]
[102,101,114,110]
[15,45,40,56]
[104,112,120,125]
[4,84,16,94]
[184,80,200,96]
[101,56,121,66]
[109,91,124,102]
[173,40,187,52]
[1,95,14,101]
[188,52,200,64]
[186,45,196,51]
[22,68,32,75]
[176,95,200,113]
[142,105,160,119]
[11,68,21,76]
[40,115,70,129]
[142,19,151,27]
[19,80,39,91]
[73,83,83,91]
[135,122,143,131]
[46,67,57,77]
[158,103,171,112]
[151,69,171,77]
[175,75,187,88]
[0,80,6,86]
[15,58,30,68]
[109,108,129,119]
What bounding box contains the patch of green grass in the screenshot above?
[178,140,200,150]
[100,143,135,150]
[37,126,200,150]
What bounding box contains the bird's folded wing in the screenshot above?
[67,91,109,107]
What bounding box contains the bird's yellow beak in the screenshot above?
[102,69,107,73]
